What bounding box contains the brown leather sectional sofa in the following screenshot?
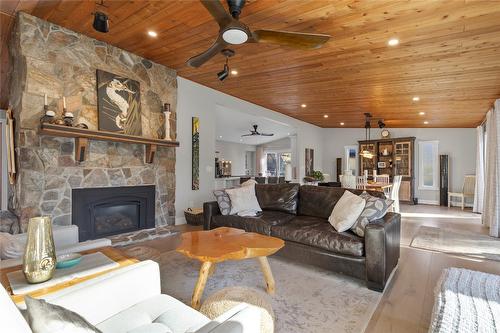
[203,183,401,291]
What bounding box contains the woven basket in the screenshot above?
[184,207,204,225]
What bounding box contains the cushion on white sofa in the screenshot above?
[96,294,209,333]
[35,261,162,325]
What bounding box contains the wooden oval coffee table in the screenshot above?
[176,227,284,309]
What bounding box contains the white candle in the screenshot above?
[63,97,66,109]
[44,94,47,105]
[164,111,171,140]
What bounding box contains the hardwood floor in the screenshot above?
[126,204,497,333]
[365,204,497,333]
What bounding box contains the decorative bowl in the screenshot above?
[56,253,82,269]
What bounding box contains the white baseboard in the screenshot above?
[417,199,439,205]
[175,216,187,225]
[448,201,473,208]
[417,199,473,208]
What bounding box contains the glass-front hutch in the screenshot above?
[358,137,415,203]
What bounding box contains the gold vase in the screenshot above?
[22,216,56,284]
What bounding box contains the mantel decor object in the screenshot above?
[164,103,171,140]
[22,216,56,284]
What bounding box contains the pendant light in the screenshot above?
[361,113,373,159]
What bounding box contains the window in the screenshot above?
[265,152,291,177]
[418,141,439,190]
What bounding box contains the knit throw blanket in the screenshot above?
[429,268,500,333]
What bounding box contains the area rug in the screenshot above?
[410,226,500,261]
[159,251,382,333]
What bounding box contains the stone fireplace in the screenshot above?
[5,13,177,232]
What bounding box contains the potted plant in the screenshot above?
[304,170,324,183]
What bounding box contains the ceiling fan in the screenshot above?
[241,125,274,137]
[187,0,331,68]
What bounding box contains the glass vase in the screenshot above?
[22,216,56,284]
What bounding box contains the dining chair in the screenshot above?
[340,175,356,189]
[448,175,476,210]
[267,177,278,184]
[375,174,391,197]
[239,177,251,184]
[390,175,402,213]
[254,177,266,184]
[356,175,368,190]
[374,174,390,184]
[278,176,285,184]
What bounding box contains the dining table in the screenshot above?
[364,182,393,192]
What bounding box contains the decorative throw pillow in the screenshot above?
[23,296,102,333]
[226,184,262,215]
[213,190,232,216]
[241,179,258,187]
[0,232,24,259]
[351,191,394,237]
[328,190,366,232]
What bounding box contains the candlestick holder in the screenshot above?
[40,104,56,124]
[63,108,74,127]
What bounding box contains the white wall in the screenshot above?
[175,78,324,224]
[322,128,476,203]
[258,137,292,151]
[216,140,256,176]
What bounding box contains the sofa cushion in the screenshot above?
[351,191,393,237]
[328,190,366,232]
[212,211,294,235]
[23,295,102,333]
[255,183,300,214]
[298,186,383,219]
[225,185,261,215]
[96,294,210,333]
[271,216,365,257]
[212,190,232,216]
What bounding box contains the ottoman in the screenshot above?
[200,286,274,333]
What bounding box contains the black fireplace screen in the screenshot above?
[72,186,155,241]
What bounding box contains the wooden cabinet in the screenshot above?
[359,137,416,204]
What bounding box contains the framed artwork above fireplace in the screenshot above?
[96,69,142,136]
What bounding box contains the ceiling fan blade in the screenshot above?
[251,29,330,49]
[201,0,233,28]
[241,134,254,137]
[260,133,274,136]
[187,36,227,68]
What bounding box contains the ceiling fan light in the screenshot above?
[222,28,248,45]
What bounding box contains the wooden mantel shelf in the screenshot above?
[40,123,179,163]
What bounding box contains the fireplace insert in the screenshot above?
[72,185,155,241]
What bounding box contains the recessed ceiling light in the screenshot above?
[239,139,243,142]
[413,96,420,102]
[287,132,290,135]
[301,104,307,108]
[388,38,399,46]
[424,121,429,125]
[219,135,222,139]
[340,122,345,126]
[231,70,238,75]
[323,114,329,118]
[148,31,158,37]
[419,112,425,116]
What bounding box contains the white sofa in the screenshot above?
[1,260,261,332]
[1,225,111,268]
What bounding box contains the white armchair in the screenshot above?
[1,225,111,268]
[1,260,261,333]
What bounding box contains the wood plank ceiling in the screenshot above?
[1,0,500,128]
